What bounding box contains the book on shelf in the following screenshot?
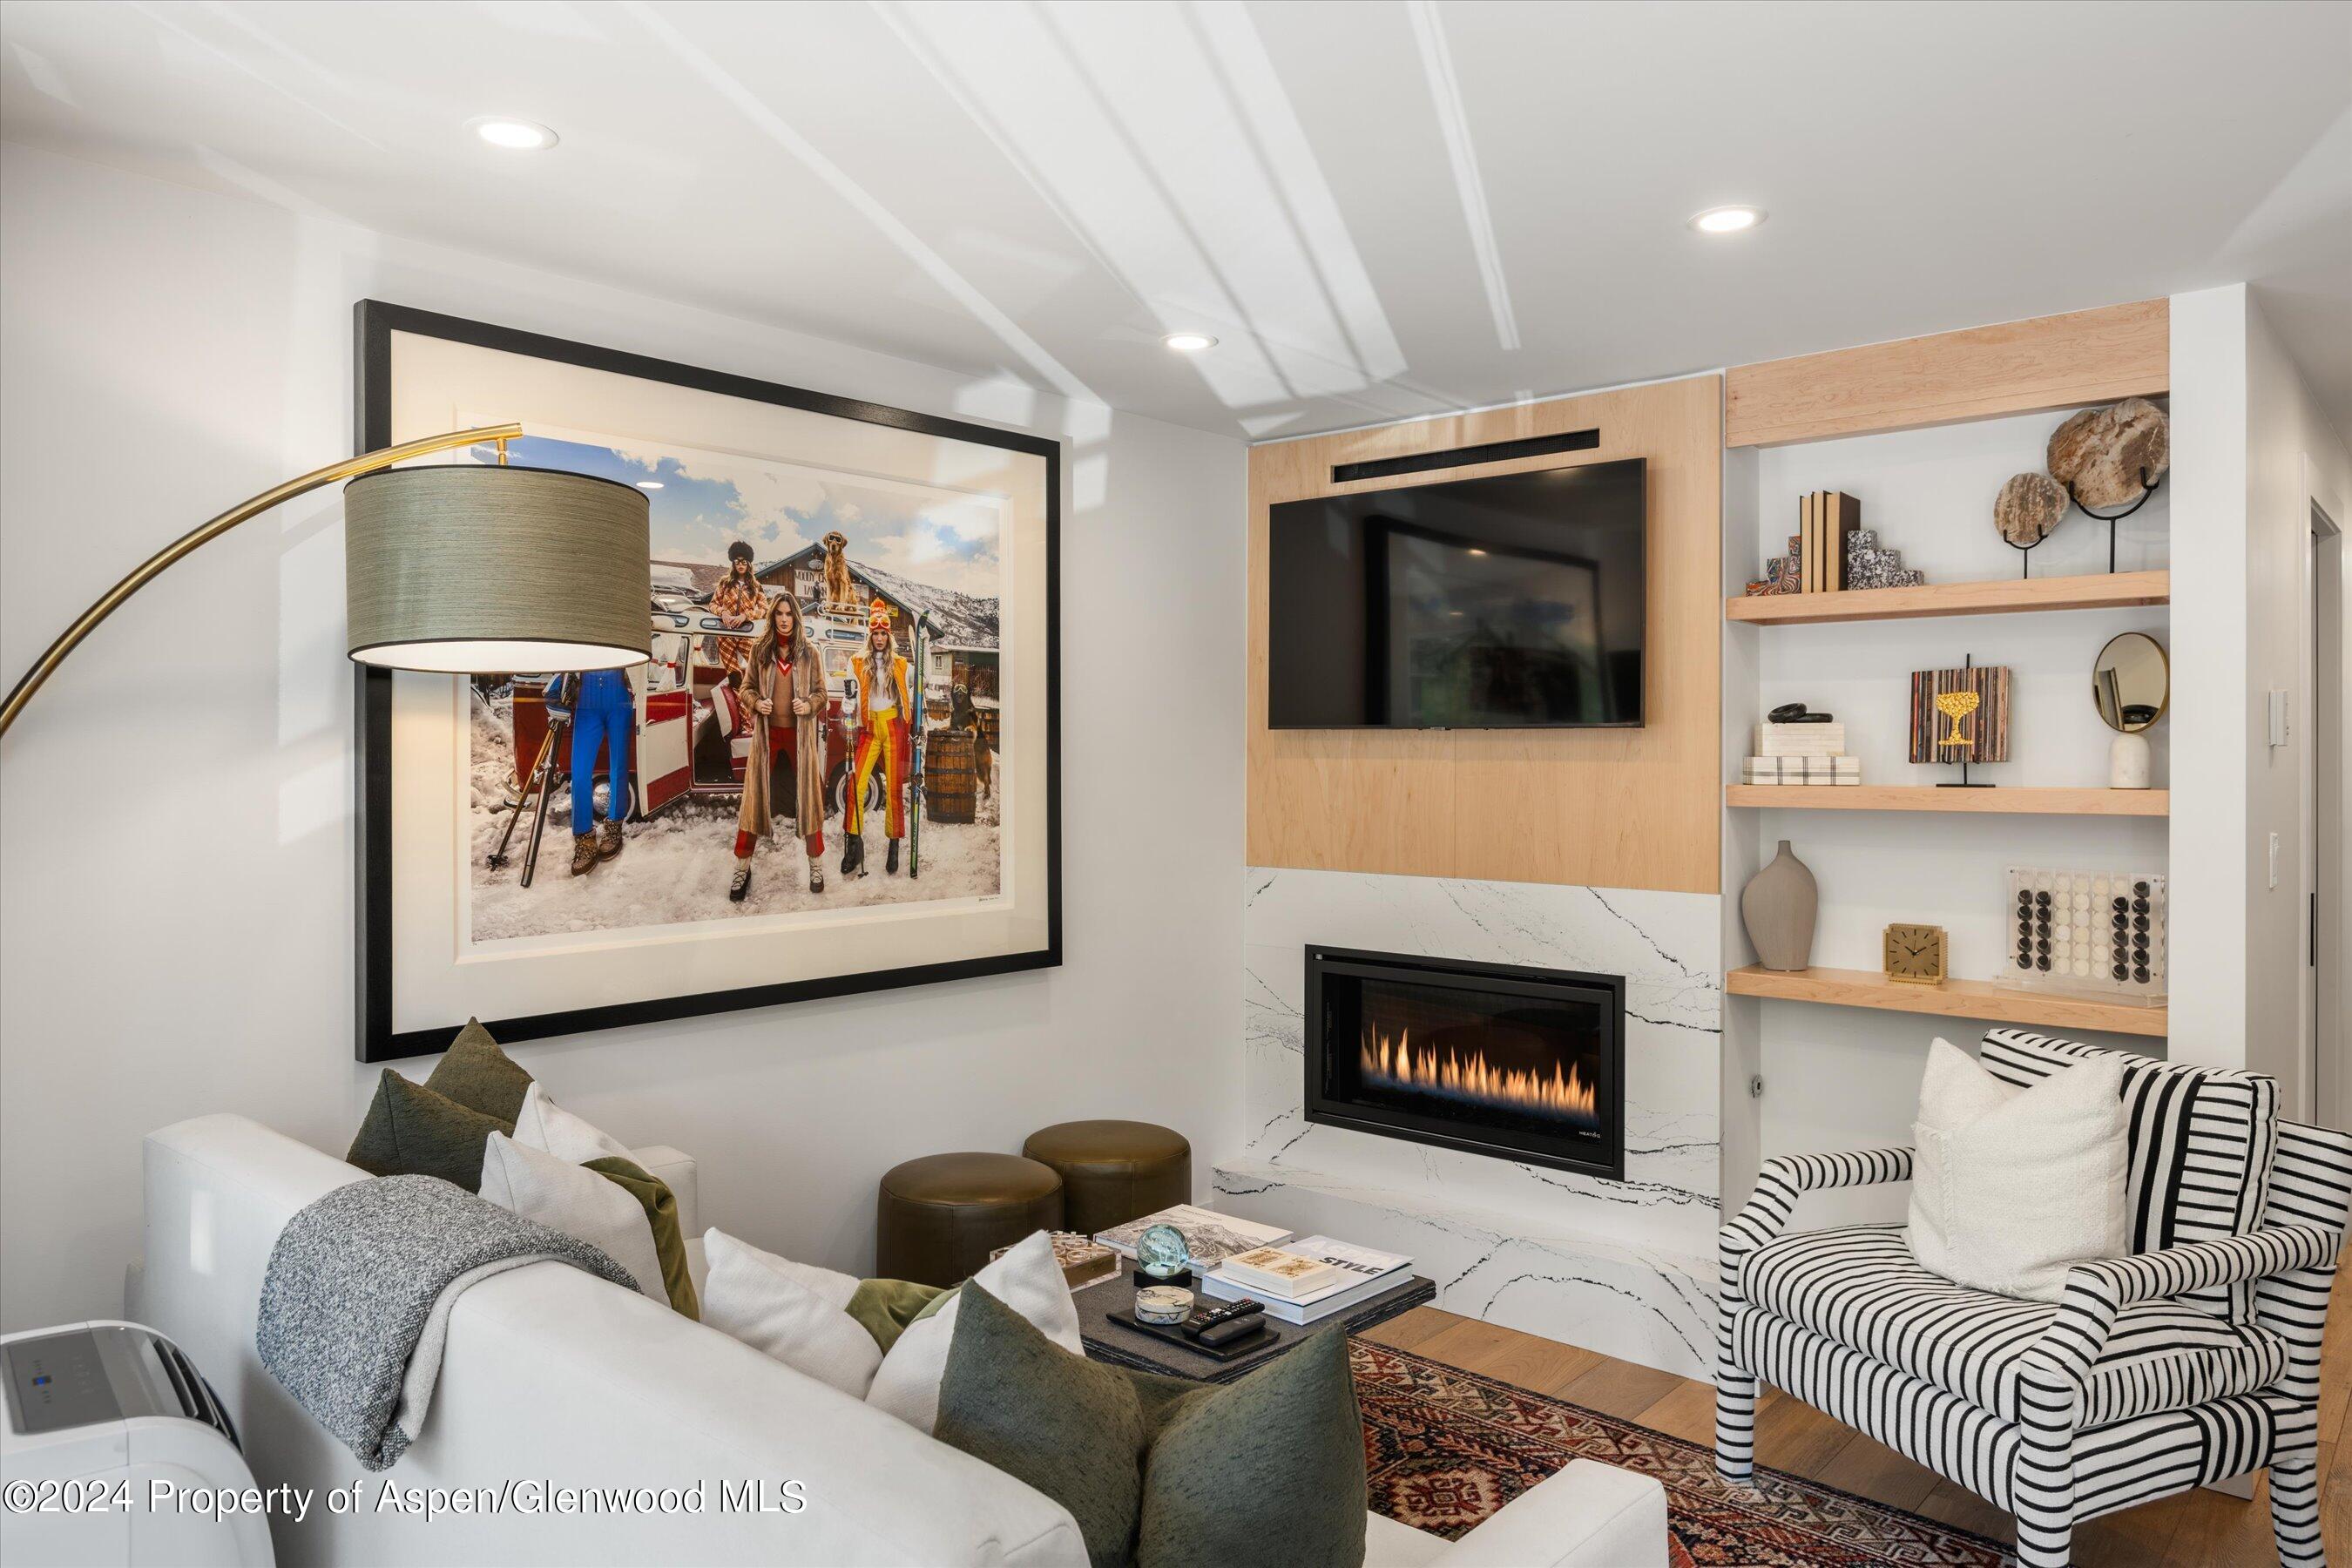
[1754,721,1847,756]
[1800,492,1818,593]
[1798,491,1862,591]
[1092,1204,1292,1266]
[1821,491,1862,591]
[1217,1245,1349,1300]
[1199,1235,1414,1324]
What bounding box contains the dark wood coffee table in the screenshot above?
[1076,1261,1436,1385]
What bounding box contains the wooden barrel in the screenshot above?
[924,730,977,823]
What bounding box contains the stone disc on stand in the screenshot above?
[1995,472,2067,547]
[2047,396,2171,510]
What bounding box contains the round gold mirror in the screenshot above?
[2092,632,2168,733]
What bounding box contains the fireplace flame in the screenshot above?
[1360,1028,1598,1122]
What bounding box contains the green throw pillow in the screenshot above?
[845,1276,948,1353]
[584,1156,700,1321]
[1135,1327,1366,1568]
[934,1284,1367,1568]
[346,1070,512,1191]
[422,1017,534,1125]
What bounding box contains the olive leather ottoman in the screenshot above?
[1020,1120,1191,1238]
[876,1152,1064,1287]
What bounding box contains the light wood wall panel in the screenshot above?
[1247,375,1722,894]
[1725,298,2168,448]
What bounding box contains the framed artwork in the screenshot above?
[355,302,1059,1061]
[1906,663,2011,767]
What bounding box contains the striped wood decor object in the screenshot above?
[1906,665,2012,767]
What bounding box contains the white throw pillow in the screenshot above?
[476,1132,667,1304]
[700,1229,885,1398]
[511,1082,632,1166]
[864,1229,1081,1433]
[1906,1037,2129,1301]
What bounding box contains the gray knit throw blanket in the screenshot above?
[256,1173,637,1470]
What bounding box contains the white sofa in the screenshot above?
[138,1115,1667,1566]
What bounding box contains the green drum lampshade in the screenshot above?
[344,463,651,673]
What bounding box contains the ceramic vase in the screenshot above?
[1741,840,1817,972]
[2109,730,2152,789]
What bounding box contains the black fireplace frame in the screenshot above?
[1302,945,1625,1181]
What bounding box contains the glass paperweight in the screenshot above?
[1135,1223,1191,1281]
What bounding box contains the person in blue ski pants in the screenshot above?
[558,667,635,877]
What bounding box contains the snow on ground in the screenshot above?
[467,693,1002,942]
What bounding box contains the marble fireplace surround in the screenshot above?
[1215,868,1723,1378]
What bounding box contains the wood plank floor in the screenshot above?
[1360,1264,2352,1566]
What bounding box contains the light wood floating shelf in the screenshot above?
[1725,298,2168,448]
[1727,964,2167,1037]
[1726,569,2168,626]
[1727,785,2168,817]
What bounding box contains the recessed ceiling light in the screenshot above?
[636,480,663,490]
[470,116,558,152]
[1689,205,1764,235]
[1162,331,1217,353]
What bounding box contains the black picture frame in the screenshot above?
[354,301,1061,1062]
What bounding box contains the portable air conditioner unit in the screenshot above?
[1,1321,274,1567]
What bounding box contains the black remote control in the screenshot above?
[1179,1299,1264,1342]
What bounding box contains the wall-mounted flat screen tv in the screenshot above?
[1267,458,1646,729]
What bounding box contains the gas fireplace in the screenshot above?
[1304,947,1624,1180]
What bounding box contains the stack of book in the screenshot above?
[1745,720,1859,785]
[1799,491,1862,593]
[1200,1236,1414,1325]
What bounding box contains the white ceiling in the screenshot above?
[3,1,2348,443]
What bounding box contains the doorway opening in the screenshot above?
[2311,483,2344,1131]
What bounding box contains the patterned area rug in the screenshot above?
[1351,1339,2011,1567]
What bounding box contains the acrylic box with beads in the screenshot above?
[1996,868,2166,1005]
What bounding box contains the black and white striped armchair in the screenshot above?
[1713,1030,2350,1568]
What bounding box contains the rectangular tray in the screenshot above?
[1105,1308,1275,1362]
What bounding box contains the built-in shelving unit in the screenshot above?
[1727,964,2167,1038]
[1727,785,2167,816]
[1725,569,2169,626]
[1721,300,2174,1059]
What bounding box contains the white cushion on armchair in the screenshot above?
[1907,1037,2128,1300]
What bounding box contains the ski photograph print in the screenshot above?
[465,430,1006,943]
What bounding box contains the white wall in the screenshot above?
[0,142,1248,1332]
[2167,283,2352,1102]
[2246,292,2352,1113]
[2169,286,2254,1071]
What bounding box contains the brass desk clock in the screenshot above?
[1883,923,1949,987]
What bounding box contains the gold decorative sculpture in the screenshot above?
[1934,688,1981,751]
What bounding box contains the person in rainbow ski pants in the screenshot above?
[843,598,912,875]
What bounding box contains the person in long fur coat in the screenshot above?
[728,593,829,900]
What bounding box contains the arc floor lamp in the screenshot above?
[0,423,651,738]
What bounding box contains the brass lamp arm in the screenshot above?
[0,423,522,738]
